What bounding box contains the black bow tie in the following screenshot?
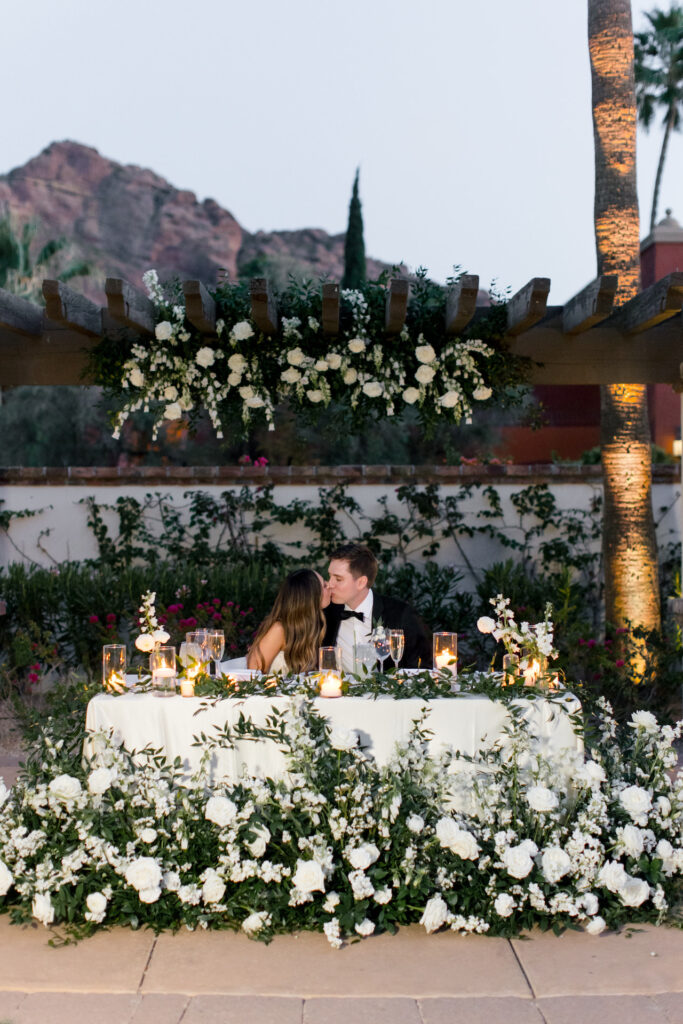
[340,609,365,622]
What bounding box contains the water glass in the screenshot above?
[150,646,176,698]
[186,631,211,673]
[102,644,126,692]
[354,641,377,675]
[319,646,341,673]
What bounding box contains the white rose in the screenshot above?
[473,385,493,401]
[329,727,358,751]
[281,367,302,384]
[86,892,108,916]
[619,824,645,858]
[343,368,358,385]
[629,710,658,733]
[239,386,254,400]
[228,353,247,373]
[314,359,329,371]
[415,364,436,385]
[440,391,459,408]
[581,892,599,916]
[0,860,13,896]
[435,819,480,860]
[502,841,538,879]
[326,353,342,369]
[407,814,424,834]
[138,887,161,904]
[125,857,162,894]
[231,321,254,341]
[164,402,182,421]
[32,893,54,926]
[655,839,677,874]
[348,338,366,354]
[597,860,628,893]
[205,795,238,828]
[348,844,380,871]
[355,918,375,937]
[245,824,271,859]
[0,782,8,809]
[163,385,178,401]
[228,372,242,387]
[155,321,173,342]
[526,786,559,813]
[242,910,270,936]
[163,871,181,892]
[88,767,115,796]
[135,633,155,653]
[48,774,82,804]
[477,616,496,635]
[402,387,420,404]
[619,785,652,823]
[415,343,437,364]
[656,796,671,817]
[202,869,226,904]
[129,367,145,388]
[586,915,607,935]
[287,347,305,366]
[494,893,515,917]
[246,394,265,408]
[139,828,157,844]
[619,876,650,907]
[541,847,571,884]
[420,894,449,933]
[196,346,215,368]
[307,389,324,403]
[579,760,607,786]
[362,381,383,398]
[292,859,326,894]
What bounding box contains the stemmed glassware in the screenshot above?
[186,630,211,674]
[208,630,225,676]
[372,628,391,673]
[387,629,405,671]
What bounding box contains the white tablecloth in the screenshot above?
[84,690,582,784]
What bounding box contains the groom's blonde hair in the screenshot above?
[330,543,378,586]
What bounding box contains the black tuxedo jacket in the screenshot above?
[323,593,432,669]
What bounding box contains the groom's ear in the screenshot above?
[357,574,369,591]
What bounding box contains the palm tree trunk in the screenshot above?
[588,0,661,635]
[650,105,675,231]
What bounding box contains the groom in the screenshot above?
[323,542,432,671]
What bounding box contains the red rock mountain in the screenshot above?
[0,141,393,302]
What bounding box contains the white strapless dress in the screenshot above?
[270,650,288,674]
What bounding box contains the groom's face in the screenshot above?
[327,558,368,608]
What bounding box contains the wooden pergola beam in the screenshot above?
[506,277,551,336]
[385,278,409,335]
[445,275,479,335]
[42,280,102,337]
[105,278,155,335]
[606,271,683,335]
[562,275,618,335]
[250,277,278,335]
[322,283,340,335]
[183,280,216,334]
[0,288,42,337]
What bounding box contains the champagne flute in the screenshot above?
[372,628,390,673]
[208,630,225,676]
[388,629,405,670]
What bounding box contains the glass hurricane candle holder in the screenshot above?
[502,653,520,687]
[102,644,126,692]
[319,671,343,698]
[150,646,176,698]
[433,632,457,675]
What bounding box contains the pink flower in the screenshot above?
[213,598,221,606]
[587,639,596,648]
[88,614,99,624]
[106,613,117,623]
[106,623,115,631]
[615,659,625,668]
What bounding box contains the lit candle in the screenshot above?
[152,666,176,694]
[435,650,456,674]
[319,672,342,698]
[179,678,195,697]
[106,671,126,694]
[523,659,540,686]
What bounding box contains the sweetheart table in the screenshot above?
[84,689,582,785]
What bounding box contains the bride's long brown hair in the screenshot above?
[249,569,325,673]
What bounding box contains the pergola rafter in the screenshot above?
[2,272,683,387]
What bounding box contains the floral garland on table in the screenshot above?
[89,270,525,440]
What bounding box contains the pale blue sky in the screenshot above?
[1,1,676,303]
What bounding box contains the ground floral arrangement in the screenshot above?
[0,681,681,946]
[90,269,527,440]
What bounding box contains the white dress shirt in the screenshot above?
[336,590,373,672]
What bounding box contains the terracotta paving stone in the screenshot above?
[184,996,304,1023]
[419,997,544,1024]
[303,998,420,1024]
[11,992,139,1023]
[511,925,683,997]
[0,918,155,993]
[653,993,683,1024]
[538,995,668,1024]
[143,927,527,998]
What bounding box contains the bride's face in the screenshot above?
[316,572,331,609]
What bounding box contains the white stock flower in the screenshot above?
[48,775,82,804]
[348,338,366,354]
[135,633,155,653]
[242,910,270,936]
[597,860,628,893]
[502,840,538,879]
[580,892,599,916]
[245,824,271,859]
[323,892,340,913]
[619,824,645,858]
[619,785,652,823]
[246,394,265,408]
[292,859,326,894]
[477,616,496,634]
[526,786,559,813]
[586,915,607,935]
[125,857,163,897]
[629,710,658,733]
[163,385,178,401]
[32,893,54,927]
[440,391,459,408]
[129,367,145,388]
[88,767,115,796]
[231,321,254,341]
[435,819,480,860]
[473,385,492,401]
[196,347,216,368]
[355,918,375,937]
[205,796,238,828]
[343,368,358,385]
[407,814,424,834]
[415,343,437,364]
[307,389,324,403]
[402,387,420,404]
[541,847,571,884]
[287,347,306,366]
[139,828,157,844]
[494,893,515,917]
[656,796,671,817]
[281,367,302,384]
[152,629,170,645]
[329,727,358,751]
[578,760,606,786]
[0,782,8,809]
[202,869,226,904]
[420,894,449,933]
[164,402,182,421]
[239,386,255,401]
[228,353,247,373]
[348,844,380,871]
[326,353,342,369]
[0,860,13,896]
[619,876,650,908]
[362,381,383,398]
[155,321,173,342]
[415,364,436,385]
[655,839,677,874]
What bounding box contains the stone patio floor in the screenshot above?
[0,759,682,1023]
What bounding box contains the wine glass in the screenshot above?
[208,630,225,676]
[388,629,405,671]
[372,628,390,673]
[186,631,211,674]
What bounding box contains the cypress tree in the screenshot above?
[342,169,366,289]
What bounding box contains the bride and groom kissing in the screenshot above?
[247,543,432,675]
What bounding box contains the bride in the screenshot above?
[247,568,331,673]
